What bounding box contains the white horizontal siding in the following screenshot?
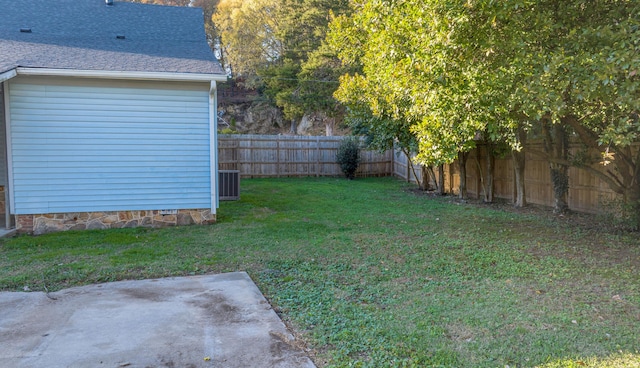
[8,77,213,214]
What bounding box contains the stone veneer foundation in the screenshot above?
[16,209,216,235]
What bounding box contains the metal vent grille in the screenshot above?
[218,170,240,201]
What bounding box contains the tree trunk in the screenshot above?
[427,166,438,191]
[512,149,526,208]
[551,126,569,213]
[512,127,527,207]
[623,157,640,230]
[632,150,640,230]
[419,165,429,191]
[485,144,495,203]
[458,151,469,200]
[289,119,297,134]
[542,119,569,214]
[325,117,335,137]
[437,164,445,195]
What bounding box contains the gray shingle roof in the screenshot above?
[0,0,225,76]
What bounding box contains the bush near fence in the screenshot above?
[218,134,622,215]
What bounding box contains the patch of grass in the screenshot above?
[1,177,639,367]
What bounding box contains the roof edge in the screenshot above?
[0,69,18,83]
[16,68,227,82]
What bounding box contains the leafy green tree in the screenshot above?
[213,0,349,133]
[328,0,518,200]
[297,45,348,136]
[213,0,281,82]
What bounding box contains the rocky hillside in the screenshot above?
[218,82,348,136]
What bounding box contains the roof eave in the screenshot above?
[16,67,228,82]
[0,69,17,83]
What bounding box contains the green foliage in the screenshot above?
[219,127,238,134]
[213,0,281,80]
[328,0,512,166]
[214,0,350,126]
[329,0,640,154]
[335,136,360,179]
[598,195,640,232]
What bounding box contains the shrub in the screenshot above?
[336,136,361,179]
[219,127,238,134]
[597,195,640,231]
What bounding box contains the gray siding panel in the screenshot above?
[8,77,212,214]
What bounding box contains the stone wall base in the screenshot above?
[16,209,216,235]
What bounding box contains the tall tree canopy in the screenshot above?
[213,0,281,78]
[213,0,350,132]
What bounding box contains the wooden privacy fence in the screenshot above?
[453,143,619,214]
[393,142,621,214]
[218,134,622,214]
[218,134,393,178]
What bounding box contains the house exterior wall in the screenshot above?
[6,76,216,232]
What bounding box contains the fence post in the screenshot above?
[307,138,311,176]
[390,148,394,178]
[316,137,321,177]
[249,136,254,178]
[235,138,239,171]
[276,137,280,178]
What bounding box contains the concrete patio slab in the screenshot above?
[0,272,316,368]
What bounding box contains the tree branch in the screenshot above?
[561,114,635,178]
[529,148,626,194]
[401,147,423,189]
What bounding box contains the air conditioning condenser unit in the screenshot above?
[218,170,240,201]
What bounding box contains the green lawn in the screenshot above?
[1,177,639,367]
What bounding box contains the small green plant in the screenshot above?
[220,127,238,134]
[597,194,640,231]
[336,136,361,179]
